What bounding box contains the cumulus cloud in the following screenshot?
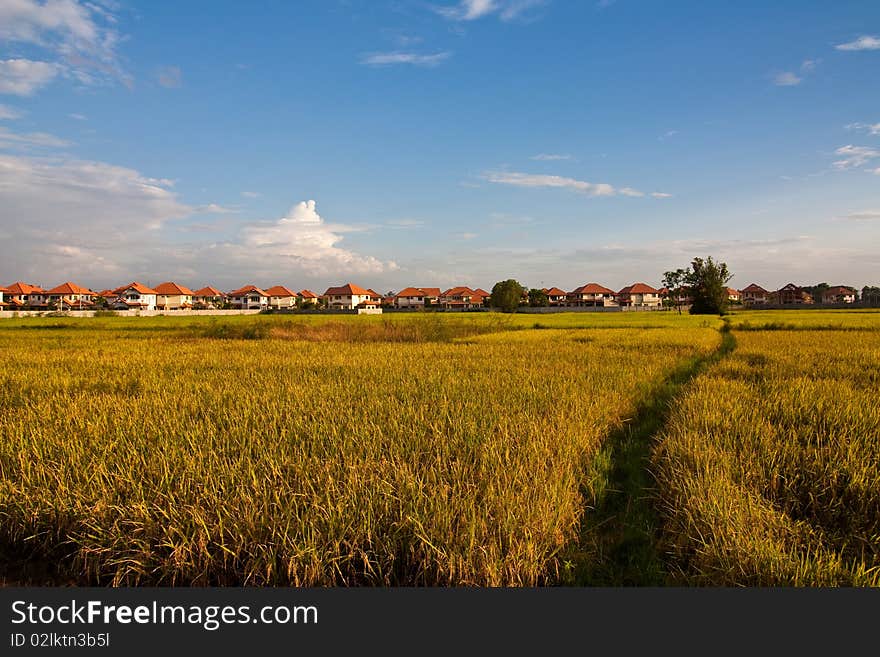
[240,200,397,274]
[0,59,60,96]
[835,36,880,51]
[0,0,127,89]
[434,0,547,21]
[832,145,880,169]
[484,171,669,198]
[0,153,396,286]
[360,51,452,67]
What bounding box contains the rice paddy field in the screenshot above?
[0,308,878,586]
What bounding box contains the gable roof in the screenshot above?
[193,286,225,297]
[619,283,659,295]
[46,282,93,295]
[229,284,269,297]
[545,287,567,296]
[264,285,297,297]
[323,283,372,296]
[113,281,157,295]
[741,283,768,294]
[395,286,441,298]
[6,282,45,295]
[824,286,855,296]
[571,283,616,295]
[299,289,318,298]
[442,286,476,297]
[472,288,490,298]
[154,281,194,296]
[727,287,741,296]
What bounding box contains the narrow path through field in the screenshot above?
[564,321,736,585]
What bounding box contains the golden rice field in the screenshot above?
[654,318,880,585]
[0,312,719,585]
[1,309,878,586]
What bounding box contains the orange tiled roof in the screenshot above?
[323,283,372,296]
[619,283,659,295]
[299,289,318,298]
[229,284,268,297]
[396,286,441,298]
[741,283,768,294]
[6,282,46,295]
[113,281,157,295]
[154,281,194,296]
[545,287,567,296]
[571,283,615,295]
[46,282,93,295]
[193,286,225,297]
[264,285,297,297]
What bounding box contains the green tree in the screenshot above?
[662,268,689,315]
[684,256,733,315]
[490,279,525,313]
[528,288,549,307]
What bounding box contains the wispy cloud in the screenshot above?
[847,122,880,136]
[194,203,238,214]
[360,51,452,67]
[835,35,880,51]
[832,145,880,169]
[0,0,128,91]
[434,0,547,22]
[0,59,60,96]
[773,60,819,87]
[839,210,880,221]
[157,66,183,88]
[484,171,669,198]
[387,219,426,228]
[774,71,802,86]
[531,153,571,161]
[68,113,87,121]
[241,191,261,198]
[0,126,71,150]
[0,104,24,120]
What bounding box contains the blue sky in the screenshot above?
[0,0,878,293]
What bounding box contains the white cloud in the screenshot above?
[434,0,546,22]
[0,59,60,96]
[840,210,880,220]
[240,200,396,274]
[774,71,802,86]
[157,66,182,88]
[651,192,673,199]
[835,35,880,51]
[801,59,818,72]
[360,51,452,67]
[458,232,478,240]
[484,171,669,198]
[241,191,261,198]
[847,122,880,136]
[832,145,880,169]
[387,219,426,228]
[0,126,71,149]
[0,103,24,119]
[194,203,238,214]
[0,0,126,89]
[531,153,571,161]
[0,153,396,285]
[68,112,87,120]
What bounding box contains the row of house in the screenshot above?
[739,283,858,306]
[0,279,863,312]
